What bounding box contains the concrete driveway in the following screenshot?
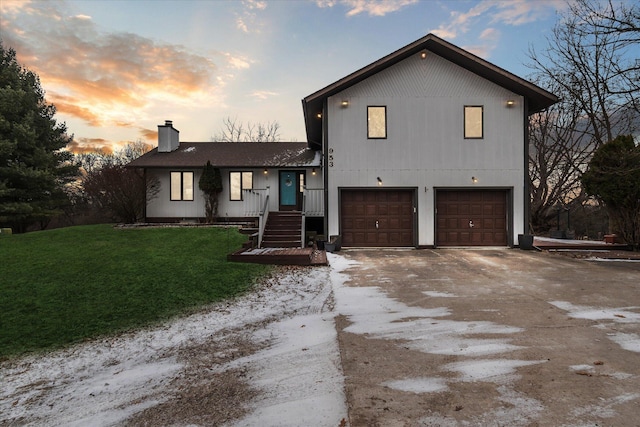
[334,249,640,426]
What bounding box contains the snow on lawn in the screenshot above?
[1,261,351,426]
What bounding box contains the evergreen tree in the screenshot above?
[0,41,77,232]
[198,161,222,222]
[582,135,640,250]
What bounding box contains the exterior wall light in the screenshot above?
[263,169,268,175]
[316,112,322,119]
[312,168,316,175]
[377,177,383,186]
[420,50,427,59]
[341,100,349,108]
[506,100,515,107]
[472,176,478,183]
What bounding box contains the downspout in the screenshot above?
[322,99,329,238]
[142,168,148,222]
[523,98,531,238]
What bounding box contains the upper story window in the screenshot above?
[230,171,253,201]
[464,106,483,139]
[170,171,194,201]
[367,106,387,139]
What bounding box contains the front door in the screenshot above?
[279,171,304,211]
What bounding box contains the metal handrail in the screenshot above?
[301,186,307,248]
[257,186,270,248]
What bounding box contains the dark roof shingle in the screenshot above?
[128,142,320,169]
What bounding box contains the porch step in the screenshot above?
[261,211,303,248]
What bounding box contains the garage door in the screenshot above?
[341,189,415,247]
[436,190,507,246]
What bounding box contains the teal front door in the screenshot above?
[279,171,303,211]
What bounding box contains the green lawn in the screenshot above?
[0,224,269,360]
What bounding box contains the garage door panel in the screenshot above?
[341,189,414,247]
[437,190,508,246]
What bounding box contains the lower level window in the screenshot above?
[170,171,194,201]
[230,171,253,201]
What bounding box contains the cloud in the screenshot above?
[466,27,501,57]
[315,0,418,17]
[67,138,114,154]
[245,0,267,10]
[250,90,278,100]
[431,0,561,40]
[1,1,222,129]
[491,0,563,26]
[0,0,35,15]
[235,0,268,34]
[430,1,493,40]
[139,128,158,142]
[236,17,249,33]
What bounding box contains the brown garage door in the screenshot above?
[341,189,415,247]
[436,190,507,246]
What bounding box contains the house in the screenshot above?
[129,33,557,249]
[127,121,324,247]
[303,33,557,247]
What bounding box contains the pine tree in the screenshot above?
[198,161,222,222]
[0,41,77,232]
[582,135,640,250]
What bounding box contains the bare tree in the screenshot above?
[566,0,640,113]
[212,116,281,142]
[73,141,159,223]
[529,81,594,232]
[528,0,638,148]
[526,0,639,234]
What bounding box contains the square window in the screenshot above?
[170,171,194,201]
[464,106,483,139]
[367,106,387,139]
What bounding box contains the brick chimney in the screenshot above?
[157,120,179,152]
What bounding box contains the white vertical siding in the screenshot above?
[326,52,526,246]
[147,167,323,220]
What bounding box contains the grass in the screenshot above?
[0,224,270,360]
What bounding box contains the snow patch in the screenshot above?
[336,285,522,357]
[383,377,448,393]
[549,301,640,323]
[228,314,346,427]
[570,393,640,419]
[444,359,546,383]
[608,332,640,353]
[423,291,457,298]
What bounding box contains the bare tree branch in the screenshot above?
[212,117,281,142]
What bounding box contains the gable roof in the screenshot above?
[127,142,320,169]
[302,33,558,149]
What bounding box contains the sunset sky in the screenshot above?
[0,0,599,153]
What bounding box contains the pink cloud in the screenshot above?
[1,2,219,128]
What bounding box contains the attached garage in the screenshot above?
[436,189,509,246]
[340,189,415,247]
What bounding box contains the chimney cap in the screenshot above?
[164,120,173,126]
